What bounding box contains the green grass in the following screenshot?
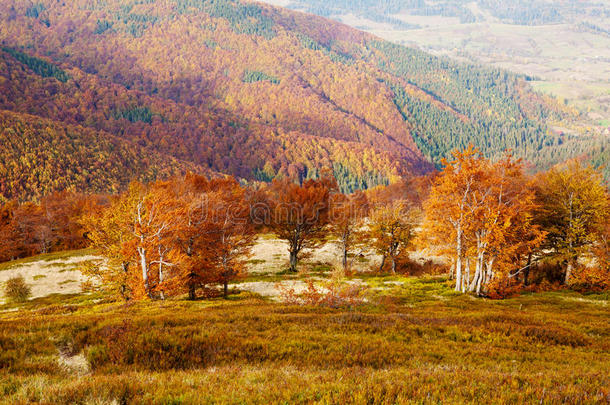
[247,259,266,265]
[309,263,332,273]
[0,276,608,404]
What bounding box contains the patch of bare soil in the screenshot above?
[0,255,99,303]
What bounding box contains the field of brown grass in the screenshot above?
[0,247,608,404]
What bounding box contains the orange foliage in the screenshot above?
[266,175,336,272]
[0,191,103,262]
[82,175,256,300]
[421,147,545,296]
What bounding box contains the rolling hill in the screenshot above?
[262,0,610,126]
[0,0,596,200]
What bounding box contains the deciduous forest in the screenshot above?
[2,150,608,298]
[1,0,606,202]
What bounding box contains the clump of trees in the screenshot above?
[1,148,608,300]
[533,160,609,284]
[266,173,337,272]
[82,174,257,300]
[420,148,609,297]
[0,191,102,262]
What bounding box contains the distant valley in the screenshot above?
[262,0,610,127]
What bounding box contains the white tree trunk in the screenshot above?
[138,247,148,294]
[463,257,470,293]
[565,260,574,284]
[455,227,463,292]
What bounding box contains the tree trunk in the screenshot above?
[158,260,164,300]
[289,251,298,272]
[342,245,348,271]
[455,227,463,292]
[484,257,495,294]
[120,262,129,300]
[379,255,386,273]
[524,254,532,286]
[223,281,228,298]
[463,257,470,293]
[138,248,149,296]
[476,255,489,296]
[565,259,575,284]
[469,263,479,293]
[391,257,396,274]
[188,283,196,300]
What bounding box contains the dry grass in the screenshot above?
[0,276,608,404]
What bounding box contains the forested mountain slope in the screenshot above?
[263,0,610,133]
[0,0,582,200]
[0,110,200,202]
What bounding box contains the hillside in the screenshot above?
[0,110,200,202]
[1,270,609,403]
[264,0,610,126]
[0,0,589,200]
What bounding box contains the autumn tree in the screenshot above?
[421,147,488,291]
[80,194,134,299]
[124,181,187,299]
[208,179,256,298]
[329,190,368,272]
[368,200,417,273]
[40,191,95,251]
[267,176,335,272]
[534,160,609,283]
[83,175,256,300]
[0,201,20,262]
[169,175,256,299]
[421,147,544,295]
[570,214,610,291]
[468,156,545,296]
[83,181,186,300]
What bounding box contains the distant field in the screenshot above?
[530,81,610,122]
[345,19,610,124]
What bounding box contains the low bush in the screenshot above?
[279,279,367,308]
[3,275,31,302]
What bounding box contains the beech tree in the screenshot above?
[421,147,487,291]
[329,190,368,272]
[83,175,256,301]
[534,160,609,283]
[202,178,256,298]
[421,148,544,295]
[368,200,416,273]
[268,176,335,272]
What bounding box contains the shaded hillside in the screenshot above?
[0,0,578,199]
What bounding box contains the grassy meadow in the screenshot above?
[1,269,609,404]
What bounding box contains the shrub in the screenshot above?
[3,275,31,302]
[569,265,610,292]
[279,279,366,308]
[396,258,448,276]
